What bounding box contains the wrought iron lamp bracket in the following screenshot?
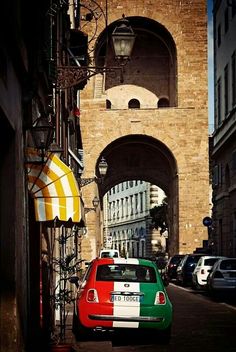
[78,176,104,187]
[57,66,122,89]
[84,207,96,214]
[79,177,96,187]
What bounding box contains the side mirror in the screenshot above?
[69,276,79,288]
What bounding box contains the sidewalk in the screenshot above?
[62,311,112,352]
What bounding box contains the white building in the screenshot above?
[103,181,166,258]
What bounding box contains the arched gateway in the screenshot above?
[79,0,209,260]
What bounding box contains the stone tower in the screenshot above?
[78,0,209,260]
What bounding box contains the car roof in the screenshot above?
[217,257,236,262]
[93,257,156,267]
[199,255,225,260]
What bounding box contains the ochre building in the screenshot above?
[79,0,210,259]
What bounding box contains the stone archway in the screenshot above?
[98,134,178,256]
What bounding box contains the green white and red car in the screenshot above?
[72,257,172,342]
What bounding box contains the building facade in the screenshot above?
[0,1,86,350]
[103,182,166,258]
[79,0,210,260]
[211,0,236,257]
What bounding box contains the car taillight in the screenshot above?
[213,271,224,278]
[86,289,99,303]
[154,291,166,305]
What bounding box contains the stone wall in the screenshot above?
[79,0,209,259]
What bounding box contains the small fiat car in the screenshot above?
[73,258,172,342]
[192,256,225,289]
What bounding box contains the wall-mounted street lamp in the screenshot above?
[111,15,136,61]
[27,117,54,164]
[57,15,136,89]
[77,226,87,238]
[79,156,108,187]
[84,196,100,214]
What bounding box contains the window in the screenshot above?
[204,258,221,266]
[130,195,134,215]
[232,52,236,106]
[217,78,222,125]
[112,202,116,220]
[158,97,169,108]
[213,165,219,187]
[135,194,138,214]
[224,64,229,116]
[96,264,157,283]
[128,99,140,109]
[125,197,128,217]
[117,200,120,219]
[217,24,221,47]
[140,192,143,213]
[121,198,124,218]
[106,99,111,109]
[220,260,236,270]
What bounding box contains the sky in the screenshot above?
[207,0,214,133]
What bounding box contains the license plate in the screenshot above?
[111,295,143,303]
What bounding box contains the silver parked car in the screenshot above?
[192,255,225,289]
[207,258,236,294]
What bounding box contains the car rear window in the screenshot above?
[100,250,119,258]
[170,256,183,264]
[220,260,236,270]
[204,258,220,266]
[186,256,202,264]
[96,264,157,283]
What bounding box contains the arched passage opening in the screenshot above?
[95,134,179,255]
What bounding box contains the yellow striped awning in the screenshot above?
[26,148,84,223]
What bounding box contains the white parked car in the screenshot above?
[99,249,120,258]
[207,257,236,294]
[192,256,225,289]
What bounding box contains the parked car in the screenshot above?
[207,257,236,295]
[192,256,225,289]
[176,253,205,286]
[72,257,172,343]
[99,249,120,258]
[164,255,185,282]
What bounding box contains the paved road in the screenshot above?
[67,284,236,351]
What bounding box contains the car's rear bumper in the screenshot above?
[88,314,164,322]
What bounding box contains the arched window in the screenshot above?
[106,99,111,109]
[128,99,140,109]
[158,97,170,108]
